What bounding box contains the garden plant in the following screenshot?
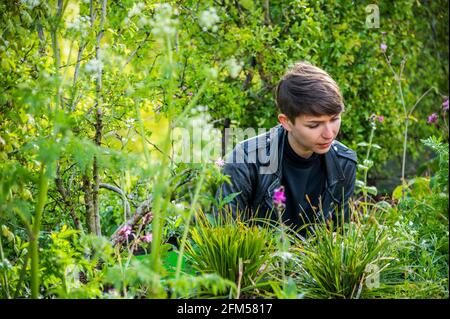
[0,0,448,300]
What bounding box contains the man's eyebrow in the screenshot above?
[305,115,341,123]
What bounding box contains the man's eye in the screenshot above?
[308,125,319,128]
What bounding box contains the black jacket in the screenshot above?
[215,124,357,224]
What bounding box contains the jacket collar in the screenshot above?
[273,125,345,188]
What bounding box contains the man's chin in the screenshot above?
[314,145,331,154]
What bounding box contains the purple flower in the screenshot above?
[380,43,387,53]
[118,225,132,239]
[215,157,225,167]
[427,113,438,124]
[377,115,384,122]
[273,186,286,206]
[141,233,152,243]
[443,99,449,111]
[187,92,193,97]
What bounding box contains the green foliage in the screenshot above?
[292,207,393,299]
[0,0,447,299]
[184,211,275,297]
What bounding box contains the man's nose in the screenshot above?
[322,124,334,139]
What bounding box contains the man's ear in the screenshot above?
[278,113,292,131]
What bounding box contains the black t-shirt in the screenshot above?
[281,136,327,232]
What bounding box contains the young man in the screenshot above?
[215,61,357,233]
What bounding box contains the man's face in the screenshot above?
[278,113,341,158]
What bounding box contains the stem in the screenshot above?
[30,165,49,299]
[275,206,287,292]
[363,125,375,205]
[401,120,409,200]
[0,231,10,298]
[172,79,209,127]
[174,165,207,282]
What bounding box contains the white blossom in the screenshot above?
[85,59,103,73]
[207,67,218,79]
[128,2,146,18]
[150,3,178,38]
[199,7,220,32]
[67,16,90,38]
[21,0,40,10]
[225,57,244,78]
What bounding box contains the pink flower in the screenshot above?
[118,225,132,239]
[141,233,152,243]
[443,99,449,111]
[427,113,438,124]
[187,92,193,97]
[380,43,387,53]
[377,115,384,122]
[215,157,225,167]
[273,186,286,206]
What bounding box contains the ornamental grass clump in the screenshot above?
[184,210,275,297]
[293,205,393,299]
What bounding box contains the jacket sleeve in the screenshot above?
[214,161,255,220]
[342,161,356,222]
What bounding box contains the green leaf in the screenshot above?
[392,185,405,200]
[221,191,241,206]
[366,186,378,196]
[355,180,365,188]
[357,142,368,147]
[372,144,382,150]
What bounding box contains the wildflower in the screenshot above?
[199,7,220,32]
[427,113,438,124]
[273,186,286,207]
[141,233,152,243]
[442,99,449,111]
[118,225,132,239]
[215,157,225,167]
[150,3,178,39]
[380,43,387,53]
[187,92,193,97]
[225,57,244,79]
[377,115,384,122]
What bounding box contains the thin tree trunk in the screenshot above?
[55,163,82,230]
[91,0,108,236]
[82,173,95,234]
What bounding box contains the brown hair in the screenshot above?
[275,61,344,122]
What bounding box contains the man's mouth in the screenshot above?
[317,141,332,148]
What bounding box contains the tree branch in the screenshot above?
[99,183,131,217]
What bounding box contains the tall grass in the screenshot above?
[184,210,275,297]
[291,204,393,299]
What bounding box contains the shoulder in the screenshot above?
[331,140,357,164]
[234,125,282,155]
